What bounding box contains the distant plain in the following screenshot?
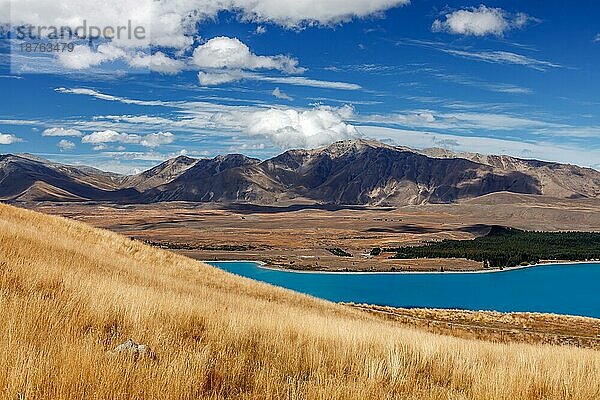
[28,192,600,272]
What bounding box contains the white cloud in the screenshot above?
[139,132,175,147]
[2,0,408,49]
[230,142,266,151]
[193,36,304,74]
[272,87,294,101]
[394,38,561,71]
[236,0,410,27]
[0,118,39,126]
[54,87,554,138]
[99,149,195,162]
[442,49,562,71]
[255,26,267,35]
[243,105,359,148]
[190,37,362,89]
[432,5,537,36]
[82,130,141,145]
[82,130,175,148]
[197,69,361,90]
[595,34,600,42]
[357,110,560,132]
[42,127,83,137]
[96,115,175,125]
[128,52,186,74]
[58,98,364,151]
[57,44,126,70]
[57,139,76,150]
[198,70,246,86]
[3,0,408,75]
[55,87,168,106]
[258,75,361,90]
[0,133,23,144]
[57,46,185,73]
[513,12,537,29]
[433,73,532,94]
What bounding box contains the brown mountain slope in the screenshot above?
[138,140,546,204]
[120,155,198,192]
[0,154,139,202]
[2,140,599,205]
[423,148,600,199]
[255,140,542,205]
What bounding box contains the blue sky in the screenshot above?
[0,0,599,173]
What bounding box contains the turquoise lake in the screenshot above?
[208,261,600,318]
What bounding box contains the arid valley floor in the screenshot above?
[27,192,600,273]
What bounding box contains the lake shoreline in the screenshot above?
[206,259,597,275]
[208,260,600,318]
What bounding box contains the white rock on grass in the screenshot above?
[108,339,156,360]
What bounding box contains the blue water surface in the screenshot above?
[208,261,600,318]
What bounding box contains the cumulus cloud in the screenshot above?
[3,0,408,73]
[193,36,304,73]
[432,5,537,36]
[139,132,176,147]
[57,139,76,150]
[57,44,126,70]
[198,70,246,86]
[128,52,186,74]
[243,105,359,148]
[192,37,358,88]
[2,0,409,47]
[57,45,185,73]
[235,0,410,27]
[0,133,23,144]
[82,130,175,148]
[54,87,361,149]
[82,130,140,145]
[595,34,600,42]
[42,127,83,137]
[255,26,267,35]
[272,87,294,101]
[4,0,391,82]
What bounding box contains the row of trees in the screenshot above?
[390,226,600,268]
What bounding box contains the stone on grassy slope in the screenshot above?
[108,339,155,360]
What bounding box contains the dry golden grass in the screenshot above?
[1,202,600,400]
[350,304,600,349]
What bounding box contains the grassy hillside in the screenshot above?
[1,203,600,399]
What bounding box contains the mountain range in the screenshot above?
[1,140,599,205]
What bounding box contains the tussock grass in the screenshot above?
[0,203,599,399]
